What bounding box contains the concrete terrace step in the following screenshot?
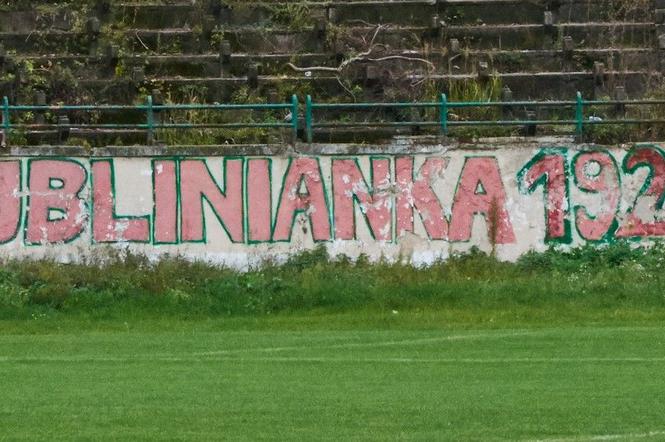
[444,22,654,50]
[89,1,664,27]
[0,19,651,55]
[11,48,657,78]
[0,1,653,32]
[0,0,658,110]
[445,0,652,24]
[47,70,655,103]
[19,125,443,147]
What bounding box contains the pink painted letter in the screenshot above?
[26,160,87,244]
[273,158,331,241]
[153,160,178,243]
[0,161,21,243]
[396,156,447,240]
[449,157,515,244]
[332,158,392,241]
[180,159,244,243]
[92,160,150,243]
[247,159,272,242]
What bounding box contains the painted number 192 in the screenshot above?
[519,146,665,243]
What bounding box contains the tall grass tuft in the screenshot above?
[1,242,665,321]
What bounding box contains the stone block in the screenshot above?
[219,40,232,65]
[247,64,259,88]
[87,17,101,36]
[477,61,490,80]
[327,7,338,24]
[449,38,460,55]
[614,86,627,116]
[501,86,513,102]
[365,65,380,81]
[656,9,665,24]
[544,11,556,39]
[314,18,327,39]
[524,110,537,136]
[659,34,665,49]
[95,0,111,15]
[106,44,119,61]
[131,66,145,83]
[562,35,574,56]
[501,87,513,119]
[593,61,605,86]
[34,90,46,105]
[152,89,164,106]
[34,91,46,125]
[57,115,70,143]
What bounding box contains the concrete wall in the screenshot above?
[0,138,662,267]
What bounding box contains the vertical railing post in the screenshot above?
[439,93,448,135]
[146,95,155,145]
[290,94,298,144]
[2,96,10,148]
[575,91,584,141]
[305,95,313,144]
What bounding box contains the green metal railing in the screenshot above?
[305,92,665,143]
[2,92,665,146]
[1,94,299,146]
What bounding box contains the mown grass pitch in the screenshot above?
[2,320,665,441]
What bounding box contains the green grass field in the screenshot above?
[2,316,665,441]
[3,244,665,440]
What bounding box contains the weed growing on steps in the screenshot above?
[1,241,665,321]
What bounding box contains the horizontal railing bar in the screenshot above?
[448,120,576,126]
[314,122,441,128]
[312,101,578,109]
[8,104,291,111]
[153,104,291,111]
[312,120,665,128]
[7,101,665,113]
[16,101,664,112]
[13,101,665,112]
[583,100,665,106]
[15,124,150,129]
[449,101,575,108]
[14,123,292,129]
[313,121,576,128]
[312,102,438,109]
[155,123,291,128]
[311,100,665,109]
[16,120,665,131]
[9,105,139,111]
[585,119,665,124]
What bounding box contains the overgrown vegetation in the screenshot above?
[2,242,665,322]
[1,0,664,145]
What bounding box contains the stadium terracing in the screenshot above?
[0,0,659,145]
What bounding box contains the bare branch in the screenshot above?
[284,24,435,76]
[365,55,436,72]
[336,76,358,101]
[135,31,151,52]
[286,55,435,74]
[345,19,380,27]
[367,24,384,48]
[285,63,341,73]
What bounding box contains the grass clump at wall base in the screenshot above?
[2,242,665,323]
